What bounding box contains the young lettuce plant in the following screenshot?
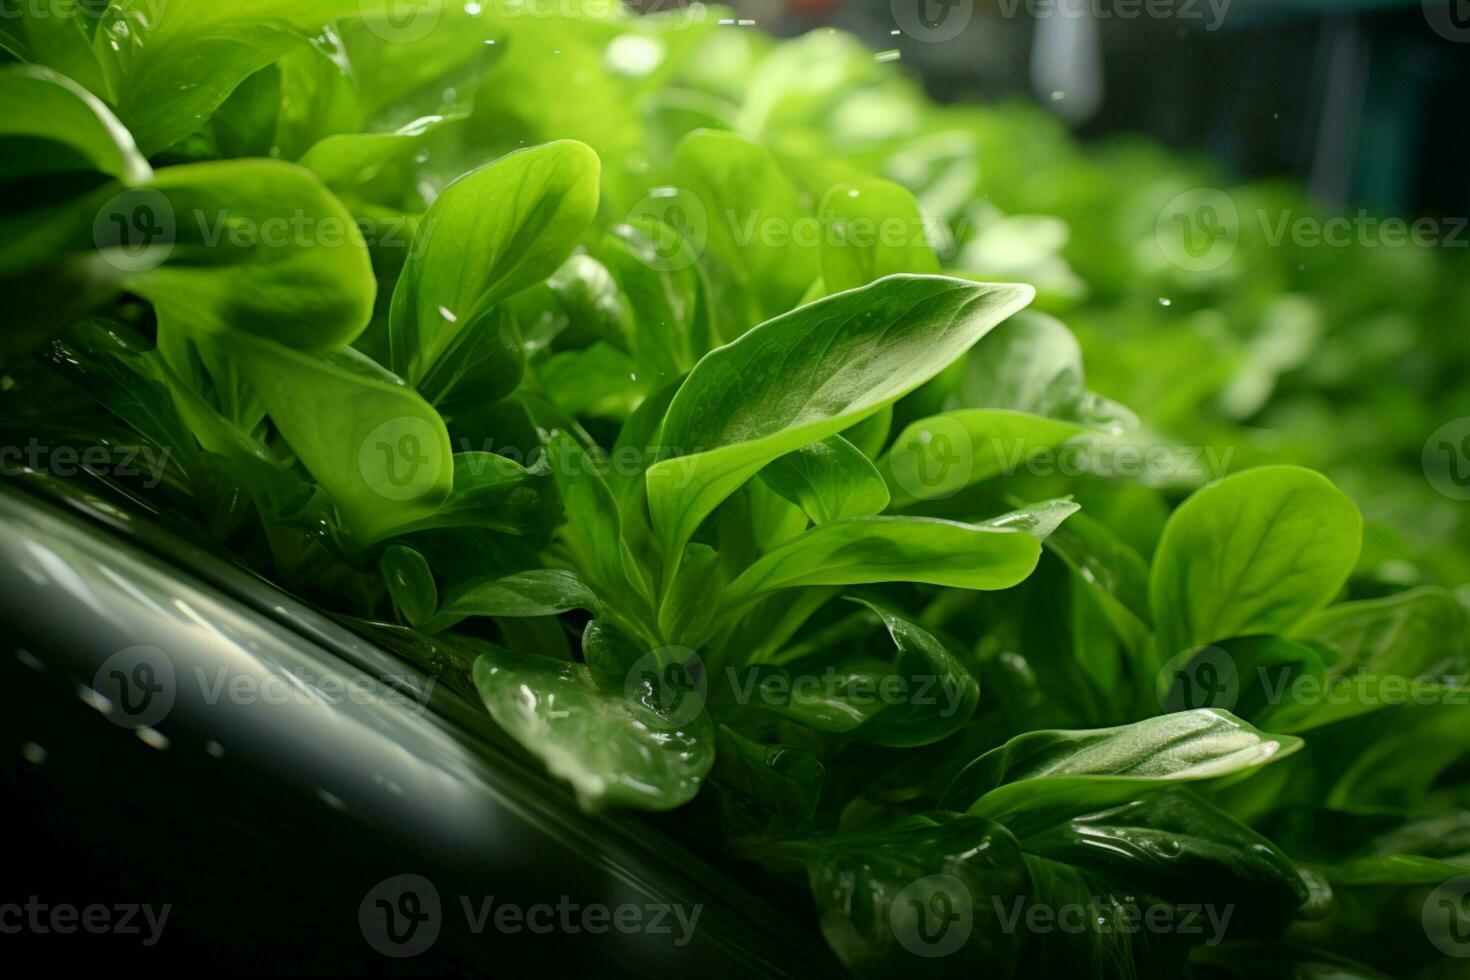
[442,272,1061,811]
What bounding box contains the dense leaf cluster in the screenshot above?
[2,4,1466,976]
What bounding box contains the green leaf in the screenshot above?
[719,513,1051,613]
[1160,635,1329,732]
[423,304,525,411]
[881,312,1133,506]
[818,178,939,293]
[843,405,892,459]
[951,311,1088,417]
[1018,855,1189,977]
[1024,789,1309,915]
[297,114,456,193]
[756,598,980,747]
[468,19,641,165]
[757,815,1029,978]
[941,709,1303,837]
[42,319,197,479]
[1204,632,1470,735]
[379,544,436,628]
[1292,586,1467,679]
[1323,854,1470,886]
[547,252,634,353]
[670,129,819,338]
[472,648,713,812]
[385,452,556,538]
[657,543,724,649]
[645,274,1035,566]
[594,220,701,382]
[224,333,452,545]
[388,140,600,385]
[428,568,600,633]
[581,618,642,685]
[535,343,639,418]
[1325,700,1470,810]
[711,726,824,844]
[0,64,149,184]
[542,429,650,612]
[605,379,679,514]
[759,435,891,525]
[338,4,502,127]
[0,1,113,98]
[102,0,373,155]
[119,159,377,352]
[1044,507,1153,629]
[1149,466,1362,663]
[883,409,1088,507]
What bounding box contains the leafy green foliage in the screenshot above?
[3,5,1466,978]
[388,139,600,387]
[1150,466,1363,661]
[645,274,1034,563]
